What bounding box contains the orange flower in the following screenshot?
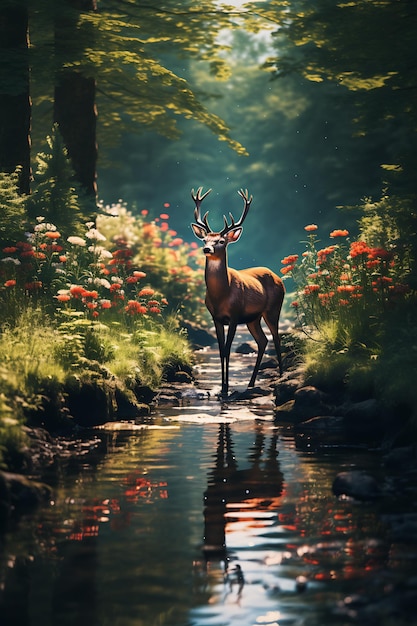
[169,238,183,246]
[45,231,61,239]
[70,285,87,298]
[304,284,320,295]
[281,265,294,275]
[149,306,161,314]
[83,290,98,299]
[160,213,169,219]
[133,271,146,279]
[55,294,71,302]
[337,284,355,293]
[330,229,349,238]
[125,300,147,314]
[281,254,299,265]
[350,241,371,258]
[160,222,169,232]
[4,279,16,287]
[139,288,155,297]
[304,224,318,232]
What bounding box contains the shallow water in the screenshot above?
[1,337,417,626]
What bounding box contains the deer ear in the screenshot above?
[227,227,243,243]
[191,223,207,240]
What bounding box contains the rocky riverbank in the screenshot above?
[1,326,416,531]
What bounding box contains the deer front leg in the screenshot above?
[246,318,268,388]
[214,320,227,394]
[214,320,237,395]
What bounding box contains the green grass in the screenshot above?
[0,307,194,469]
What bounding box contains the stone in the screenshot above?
[181,321,216,349]
[332,470,380,500]
[235,342,256,354]
[343,398,383,441]
[294,385,328,406]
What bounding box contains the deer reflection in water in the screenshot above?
[202,423,283,596]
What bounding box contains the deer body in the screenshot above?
[191,187,285,395]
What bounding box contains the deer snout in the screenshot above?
[203,244,215,255]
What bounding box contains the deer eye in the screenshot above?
[218,238,225,245]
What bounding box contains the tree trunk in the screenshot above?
[53,0,98,197]
[0,1,31,194]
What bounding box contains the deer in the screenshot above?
[191,187,285,396]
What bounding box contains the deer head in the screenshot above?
[191,187,253,257]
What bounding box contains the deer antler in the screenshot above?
[221,188,253,235]
[191,187,212,233]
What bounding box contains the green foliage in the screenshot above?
[358,191,417,287]
[260,0,417,188]
[26,125,91,235]
[29,0,251,157]
[286,210,417,423]
[283,221,412,351]
[0,168,27,247]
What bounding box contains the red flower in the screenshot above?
[3,246,17,253]
[281,254,299,265]
[55,294,71,302]
[70,285,87,298]
[160,213,169,219]
[330,229,349,238]
[337,284,356,293]
[83,290,99,299]
[125,300,147,314]
[350,241,371,258]
[4,279,16,287]
[304,224,318,232]
[368,247,392,261]
[169,238,183,247]
[304,284,320,294]
[25,281,42,290]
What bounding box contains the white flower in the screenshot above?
[85,228,106,241]
[1,257,21,265]
[67,236,86,246]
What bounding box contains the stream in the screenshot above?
[1,333,417,626]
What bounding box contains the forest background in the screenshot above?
[0,0,416,466]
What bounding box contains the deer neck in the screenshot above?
[205,252,231,298]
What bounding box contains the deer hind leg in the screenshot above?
[246,317,268,388]
[214,320,237,394]
[262,310,283,376]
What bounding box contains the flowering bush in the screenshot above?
[0,201,207,326]
[281,224,411,348]
[96,200,207,324]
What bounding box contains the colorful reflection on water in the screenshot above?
[1,412,416,626]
